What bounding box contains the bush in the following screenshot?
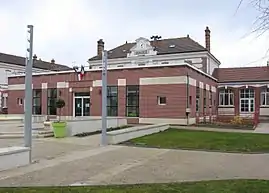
[56,98,65,109]
[56,98,65,122]
[230,116,243,125]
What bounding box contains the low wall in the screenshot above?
[0,146,30,171]
[67,117,127,136]
[107,123,169,145]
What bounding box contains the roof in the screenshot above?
[0,52,71,71]
[88,37,207,61]
[212,66,269,83]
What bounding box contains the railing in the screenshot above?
[253,108,260,127]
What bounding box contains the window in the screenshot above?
[203,88,206,110]
[219,89,234,106]
[107,86,118,116]
[261,88,269,106]
[17,98,23,106]
[33,89,42,115]
[209,90,212,106]
[157,96,166,105]
[196,86,200,112]
[2,96,7,108]
[240,89,255,113]
[47,88,57,115]
[126,85,139,117]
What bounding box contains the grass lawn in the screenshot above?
[1,180,269,193]
[126,128,269,153]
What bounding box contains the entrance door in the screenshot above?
[75,98,83,116]
[240,99,255,113]
[83,98,90,116]
[73,92,90,117]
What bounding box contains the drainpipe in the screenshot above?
[186,74,190,125]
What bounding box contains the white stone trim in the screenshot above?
[3,93,8,97]
[90,87,93,92]
[199,82,204,89]
[42,83,47,89]
[8,84,33,90]
[57,82,69,88]
[189,77,196,86]
[206,84,210,91]
[93,80,102,87]
[139,76,186,85]
[139,117,196,125]
[118,79,126,86]
[9,60,217,82]
[211,86,216,93]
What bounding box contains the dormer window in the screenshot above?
[169,45,176,48]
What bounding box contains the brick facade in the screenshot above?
[7,64,217,125]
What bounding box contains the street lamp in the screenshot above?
[101,50,108,145]
[24,25,34,163]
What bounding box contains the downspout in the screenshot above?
[186,74,190,125]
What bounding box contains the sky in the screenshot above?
[0,0,269,68]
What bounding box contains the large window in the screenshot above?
[33,89,42,115]
[261,88,269,106]
[47,88,57,115]
[240,88,254,113]
[196,86,200,112]
[219,89,234,106]
[126,85,139,117]
[107,86,118,116]
[203,88,206,111]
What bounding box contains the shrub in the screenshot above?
[55,98,65,122]
[230,116,243,125]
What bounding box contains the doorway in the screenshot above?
[240,89,255,113]
[73,92,90,117]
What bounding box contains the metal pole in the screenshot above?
[101,50,108,145]
[24,25,34,163]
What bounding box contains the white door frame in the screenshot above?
[73,95,90,117]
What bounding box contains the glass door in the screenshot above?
[75,98,82,116]
[83,98,90,116]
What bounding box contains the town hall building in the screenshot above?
[6,27,268,125]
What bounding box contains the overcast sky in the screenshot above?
[0,0,268,68]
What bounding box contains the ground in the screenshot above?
[126,128,269,153]
[1,126,269,187]
[1,180,269,192]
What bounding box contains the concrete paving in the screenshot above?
[254,123,269,133]
[0,144,269,186]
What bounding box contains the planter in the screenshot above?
[52,122,67,138]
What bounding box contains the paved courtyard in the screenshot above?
[0,138,269,186]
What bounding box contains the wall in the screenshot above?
[8,64,217,123]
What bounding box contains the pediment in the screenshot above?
[128,37,157,57]
[130,37,152,51]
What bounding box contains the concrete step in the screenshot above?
[0,130,54,139]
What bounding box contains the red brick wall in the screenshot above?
[8,65,217,119]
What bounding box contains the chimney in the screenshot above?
[33,54,37,60]
[205,26,211,52]
[51,59,55,64]
[97,39,104,57]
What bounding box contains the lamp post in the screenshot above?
[24,25,34,163]
[101,50,108,145]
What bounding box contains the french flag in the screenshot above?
[77,65,85,81]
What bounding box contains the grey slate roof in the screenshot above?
[88,37,207,61]
[0,52,71,71]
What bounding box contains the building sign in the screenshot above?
[135,50,148,55]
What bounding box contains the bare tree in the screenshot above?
[237,0,269,37]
